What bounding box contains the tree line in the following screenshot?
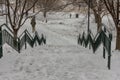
[0,0,119,50]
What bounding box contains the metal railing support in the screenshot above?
[0,26,2,58]
[25,30,27,49]
[18,38,20,53]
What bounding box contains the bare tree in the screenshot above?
[83,0,107,31]
[103,0,120,50]
[5,0,38,40]
[66,0,106,31]
[36,0,77,23]
[36,0,62,22]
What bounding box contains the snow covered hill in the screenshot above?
[0,12,120,80]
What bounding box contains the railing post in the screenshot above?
[25,30,27,49]
[44,36,46,44]
[0,27,2,58]
[88,33,91,49]
[103,47,106,59]
[18,38,20,53]
[108,48,111,70]
[78,34,81,45]
[109,33,112,41]
[35,32,37,46]
[108,54,111,70]
[88,0,91,32]
[103,28,106,59]
[108,34,112,70]
[82,32,85,47]
[42,34,46,45]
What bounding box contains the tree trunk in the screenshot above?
[116,28,120,50]
[97,14,102,32]
[31,16,36,33]
[94,13,98,23]
[94,11,102,32]
[32,27,35,33]
[43,11,47,23]
[13,29,18,46]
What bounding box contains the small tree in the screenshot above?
[6,0,38,40]
[103,0,120,50]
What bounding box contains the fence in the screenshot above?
[78,23,112,69]
[0,23,46,58]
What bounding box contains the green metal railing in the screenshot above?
[0,23,46,58]
[78,23,112,69]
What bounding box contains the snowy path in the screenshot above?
[35,19,79,45]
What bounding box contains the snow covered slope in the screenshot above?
[0,12,119,80]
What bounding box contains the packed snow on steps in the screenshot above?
[0,12,119,80]
[0,45,120,80]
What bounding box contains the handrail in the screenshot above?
[35,31,41,39]
[2,30,19,52]
[0,23,20,40]
[78,28,112,70]
[0,23,14,34]
[25,30,33,40]
[0,23,46,52]
[19,30,25,38]
[89,30,99,39]
[101,23,112,34]
[78,30,112,52]
[2,29,45,49]
[3,29,19,41]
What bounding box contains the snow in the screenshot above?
[0,12,119,80]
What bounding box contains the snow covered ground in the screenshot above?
[0,12,120,80]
